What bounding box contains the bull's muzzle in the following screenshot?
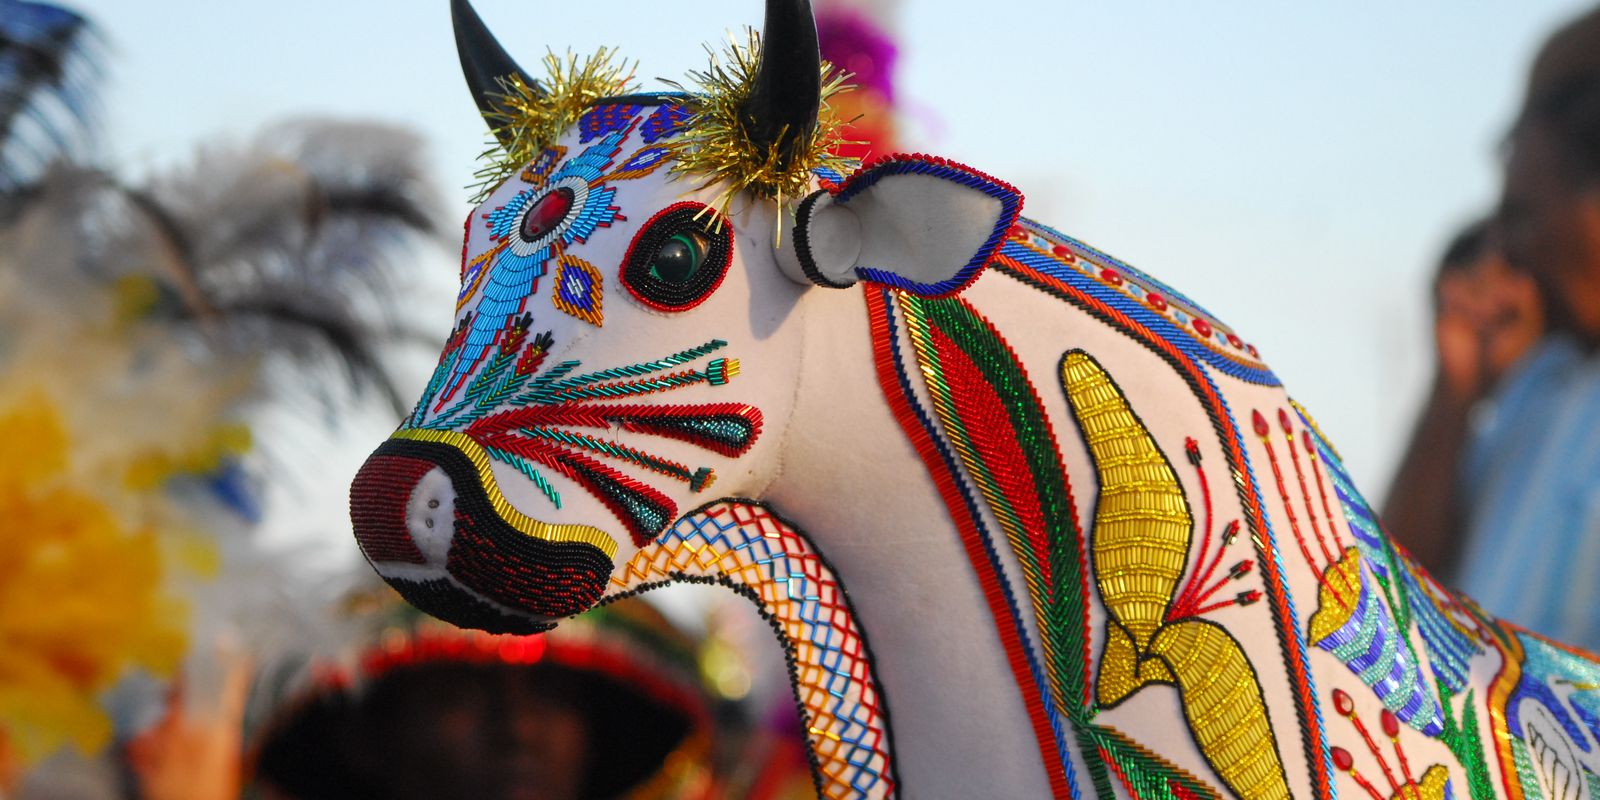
[349,429,618,634]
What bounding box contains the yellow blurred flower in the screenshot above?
[0,396,189,766]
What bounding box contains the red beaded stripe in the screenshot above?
[348,454,432,565]
[863,288,1073,798]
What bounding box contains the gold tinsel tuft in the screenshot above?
[666,29,857,216]
[469,48,639,202]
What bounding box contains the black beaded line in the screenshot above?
[594,92,692,107]
[599,497,903,799]
[388,576,554,635]
[991,259,1327,787]
[620,202,733,312]
[367,437,613,627]
[792,189,856,289]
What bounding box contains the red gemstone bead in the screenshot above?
[1227,334,1243,348]
[1381,709,1401,738]
[1278,409,1293,433]
[1099,268,1123,286]
[1331,746,1354,772]
[1246,343,1260,357]
[1303,432,1316,453]
[1147,293,1167,311]
[1332,688,1354,716]
[520,187,574,241]
[1192,318,1213,337]
[1052,244,1072,258]
[1251,409,1270,437]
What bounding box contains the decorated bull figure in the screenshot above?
[349,1,1600,797]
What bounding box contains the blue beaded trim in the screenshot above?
[835,155,1022,298]
[1001,238,1281,386]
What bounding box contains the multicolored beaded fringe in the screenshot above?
[611,501,897,800]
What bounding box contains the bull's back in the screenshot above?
[878,216,1600,798]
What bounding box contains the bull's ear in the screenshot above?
[775,154,1022,297]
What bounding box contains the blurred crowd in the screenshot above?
[5,0,1600,798]
[1383,6,1600,650]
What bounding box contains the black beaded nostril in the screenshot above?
[350,438,614,634]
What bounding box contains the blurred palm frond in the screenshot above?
[0,0,99,199]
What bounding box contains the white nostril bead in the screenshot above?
[406,467,457,566]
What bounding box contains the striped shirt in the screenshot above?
[1455,336,1600,650]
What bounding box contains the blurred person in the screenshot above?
[1384,221,1544,576]
[126,597,719,800]
[1386,6,1600,648]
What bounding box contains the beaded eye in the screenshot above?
[621,202,732,311]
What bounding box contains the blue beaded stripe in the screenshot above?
[1397,563,1477,694]
[1024,219,1224,328]
[1508,632,1600,747]
[836,157,1021,298]
[878,288,1081,797]
[813,164,847,187]
[1316,566,1445,735]
[1001,241,1281,387]
[1297,412,1480,690]
[662,510,889,795]
[1301,421,1390,580]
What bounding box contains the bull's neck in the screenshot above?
[762,285,1060,797]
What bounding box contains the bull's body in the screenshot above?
[350,4,1600,797]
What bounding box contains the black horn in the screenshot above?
[451,0,541,135]
[742,0,822,169]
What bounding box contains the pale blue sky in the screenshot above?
[71,0,1595,495]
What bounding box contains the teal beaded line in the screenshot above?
[528,370,711,404]
[485,446,563,507]
[432,354,537,427]
[549,339,727,385]
[518,426,698,483]
[406,335,746,516]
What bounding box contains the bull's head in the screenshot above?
[350,0,1020,634]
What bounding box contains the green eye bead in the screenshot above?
[649,233,706,284]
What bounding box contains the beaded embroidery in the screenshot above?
[865,287,1078,796]
[883,288,1273,798]
[1003,221,1277,386]
[639,103,691,144]
[1255,407,1446,739]
[1063,352,1289,800]
[367,10,1600,796]
[448,123,633,396]
[1295,404,1501,799]
[835,154,1022,297]
[550,254,604,326]
[985,245,1336,797]
[1328,688,1456,800]
[611,500,897,800]
[407,330,760,546]
[619,201,734,312]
